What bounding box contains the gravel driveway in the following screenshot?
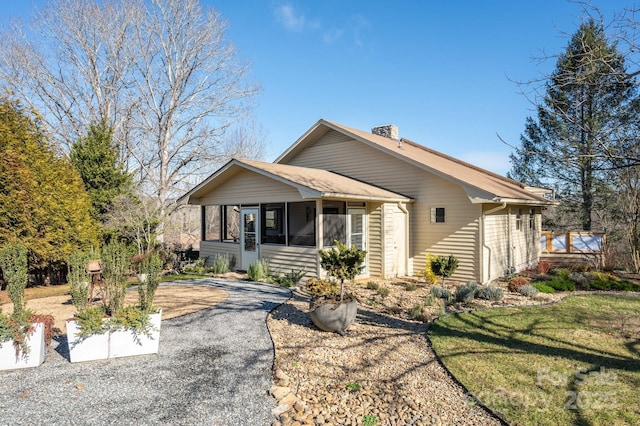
[0,278,291,425]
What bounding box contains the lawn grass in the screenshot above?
[0,284,71,304]
[429,294,640,425]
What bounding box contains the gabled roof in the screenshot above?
[179,158,413,204]
[276,119,556,205]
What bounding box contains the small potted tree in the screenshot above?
[66,242,163,362]
[309,241,366,335]
[0,244,49,370]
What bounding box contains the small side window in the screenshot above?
[431,207,445,223]
[516,208,523,231]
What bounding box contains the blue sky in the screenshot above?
[0,1,632,175]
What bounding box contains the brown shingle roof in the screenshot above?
[180,158,412,203]
[278,119,554,205]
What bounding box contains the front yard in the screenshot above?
[429,294,640,425]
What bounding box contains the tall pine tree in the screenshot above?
[509,19,640,231]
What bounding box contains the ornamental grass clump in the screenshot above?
[247,259,269,281]
[210,253,230,274]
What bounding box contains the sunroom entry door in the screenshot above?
[240,208,259,271]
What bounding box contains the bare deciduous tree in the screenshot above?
[0,0,263,240]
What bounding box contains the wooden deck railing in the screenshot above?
[540,232,605,253]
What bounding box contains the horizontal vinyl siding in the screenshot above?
[260,245,318,276]
[200,241,240,270]
[511,207,541,272]
[199,169,303,205]
[285,130,481,282]
[483,210,510,281]
[367,203,383,278]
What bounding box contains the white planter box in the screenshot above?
[66,309,162,363]
[0,322,46,371]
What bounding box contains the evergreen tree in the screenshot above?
[509,20,640,231]
[70,121,133,223]
[0,98,99,279]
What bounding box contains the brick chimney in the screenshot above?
[371,124,398,140]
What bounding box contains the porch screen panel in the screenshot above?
[323,201,345,246]
[204,205,220,241]
[288,202,316,246]
[223,205,240,242]
[261,203,285,244]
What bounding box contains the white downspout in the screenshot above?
[482,202,507,283]
[397,202,409,276]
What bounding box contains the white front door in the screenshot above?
[240,208,259,271]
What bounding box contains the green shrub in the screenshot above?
[518,284,540,297]
[508,276,530,293]
[613,280,640,291]
[545,276,576,292]
[270,269,306,287]
[533,282,555,294]
[431,286,451,300]
[67,251,92,312]
[137,252,162,312]
[430,254,459,284]
[377,286,391,297]
[366,281,380,290]
[319,241,367,301]
[210,253,230,274]
[182,258,207,275]
[75,305,109,338]
[0,244,28,317]
[455,281,480,303]
[422,253,438,285]
[101,241,131,316]
[477,285,504,301]
[247,259,269,281]
[405,283,418,291]
[113,305,155,336]
[306,277,339,298]
[409,303,430,322]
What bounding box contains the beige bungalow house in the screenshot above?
[179,119,556,283]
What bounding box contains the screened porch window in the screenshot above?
[203,205,239,242]
[323,201,346,246]
[288,201,316,246]
[261,203,285,244]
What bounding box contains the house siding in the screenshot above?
[483,208,510,282]
[199,169,304,205]
[260,245,318,276]
[200,241,240,270]
[367,203,383,278]
[284,130,481,282]
[482,206,542,282]
[511,206,541,272]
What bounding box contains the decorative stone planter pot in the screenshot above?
[0,322,46,371]
[309,299,357,335]
[66,309,162,363]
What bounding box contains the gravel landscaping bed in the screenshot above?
[266,278,567,426]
